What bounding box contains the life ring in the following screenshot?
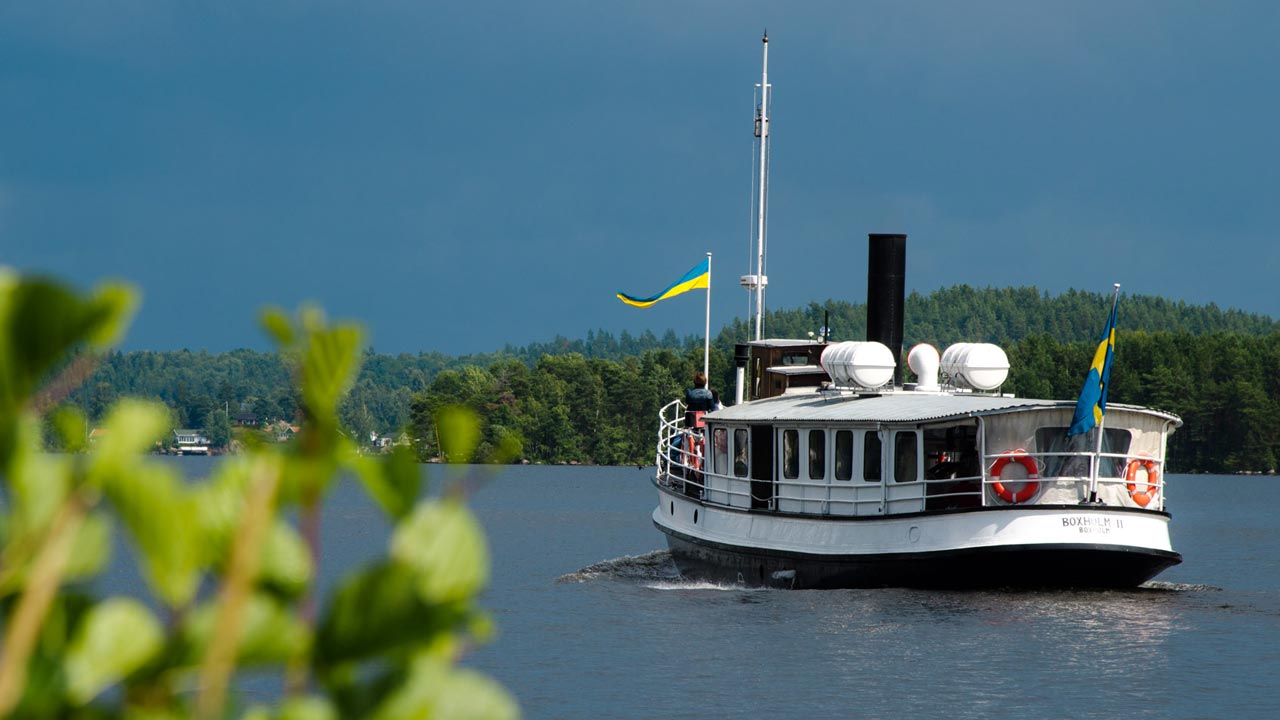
[683,432,704,477]
[1125,458,1160,507]
[990,450,1040,504]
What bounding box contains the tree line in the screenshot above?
[403,330,1280,474]
[65,328,703,446]
[64,286,1280,472]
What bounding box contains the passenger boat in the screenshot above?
[649,38,1181,590]
[653,235,1182,589]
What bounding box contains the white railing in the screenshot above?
[655,410,1167,515]
[655,400,707,497]
[981,448,1168,511]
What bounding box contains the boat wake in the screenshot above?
[557,550,772,591]
[643,580,770,592]
[555,549,682,584]
[1139,581,1223,592]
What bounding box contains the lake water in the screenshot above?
[162,461,1280,718]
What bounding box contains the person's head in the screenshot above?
[693,371,707,389]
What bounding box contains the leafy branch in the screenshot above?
[0,273,518,719]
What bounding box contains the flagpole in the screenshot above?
[1085,283,1121,505]
[704,252,712,380]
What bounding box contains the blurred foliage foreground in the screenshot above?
[0,270,518,719]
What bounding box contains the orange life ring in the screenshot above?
[1125,458,1160,507]
[684,432,704,474]
[990,450,1040,503]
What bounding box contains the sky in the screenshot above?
[3,1,1279,355]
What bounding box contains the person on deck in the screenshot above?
[685,372,715,427]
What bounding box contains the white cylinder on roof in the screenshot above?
[907,343,941,391]
[820,341,896,389]
[941,342,1009,390]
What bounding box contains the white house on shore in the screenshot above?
[172,429,211,455]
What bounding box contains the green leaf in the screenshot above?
[51,405,88,453]
[258,519,312,598]
[390,499,489,604]
[299,320,364,431]
[88,399,172,485]
[63,511,112,582]
[7,427,72,533]
[182,593,311,667]
[351,446,422,521]
[436,405,480,463]
[191,457,253,565]
[63,598,164,704]
[100,460,201,607]
[0,274,136,466]
[81,282,137,348]
[277,443,354,506]
[259,306,295,347]
[315,561,471,667]
[0,275,136,401]
[368,654,519,720]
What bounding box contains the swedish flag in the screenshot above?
[1067,294,1119,436]
[616,258,709,308]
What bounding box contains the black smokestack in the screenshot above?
[867,233,906,385]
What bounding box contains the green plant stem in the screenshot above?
[0,491,89,717]
[195,457,281,720]
[285,496,321,696]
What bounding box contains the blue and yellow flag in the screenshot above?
[616,258,709,308]
[1067,295,1119,436]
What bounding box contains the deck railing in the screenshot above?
[655,404,1168,514]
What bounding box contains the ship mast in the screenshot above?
[741,32,770,341]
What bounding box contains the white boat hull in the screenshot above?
[653,483,1181,589]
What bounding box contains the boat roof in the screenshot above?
[707,390,1182,426]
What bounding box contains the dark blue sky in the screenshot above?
[4,2,1278,354]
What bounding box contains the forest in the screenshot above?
[65,285,1280,473]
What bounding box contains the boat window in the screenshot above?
[1035,427,1133,477]
[894,432,918,483]
[782,352,811,366]
[923,424,980,480]
[863,431,881,482]
[733,428,749,477]
[834,430,853,481]
[782,429,799,479]
[808,429,825,480]
[713,428,728,475]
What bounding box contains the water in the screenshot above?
[147,461,1280,718]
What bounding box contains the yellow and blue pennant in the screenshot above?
[1067,294,1119,436]
[616,258,710,308]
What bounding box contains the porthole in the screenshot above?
[669,501,674,515]
[694,509,699,524]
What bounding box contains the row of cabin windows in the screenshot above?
[712,427,917,483]
[711,423,1133,484]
